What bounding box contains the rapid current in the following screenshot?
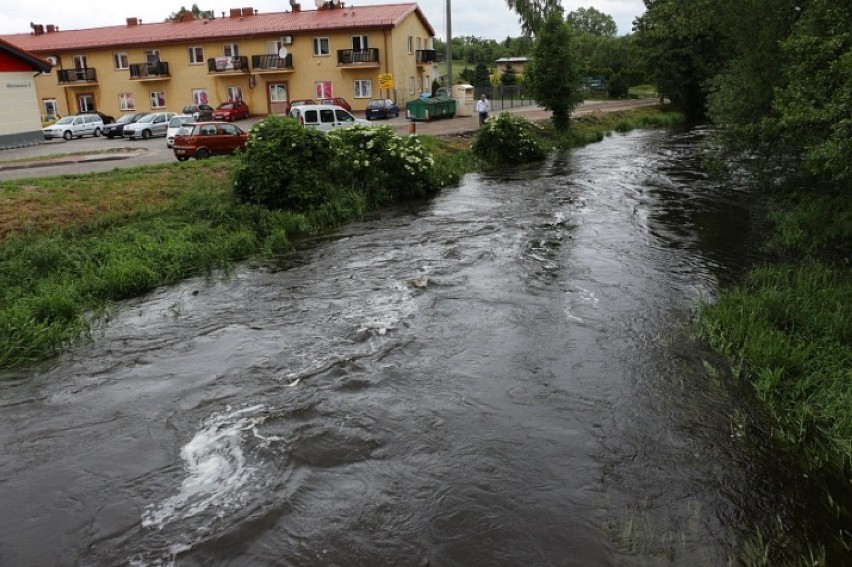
[1,128,848,566]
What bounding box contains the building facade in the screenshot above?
[0,1,438,120]
[0,38,52,148]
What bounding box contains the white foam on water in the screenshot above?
[142,404,267,530]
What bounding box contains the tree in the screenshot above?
[500,63,519,86]
[504,0,563,36]
[527,9,585,131]
[566,7,618,37]
[473,63,492,91]
[166,3,214,21]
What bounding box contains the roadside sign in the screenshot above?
[379,73,394,89]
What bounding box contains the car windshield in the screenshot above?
[116,114,138,124]
[218,103,234,109]
[135,115,156,123]
[54,116,75,125]
[169,116,192,127]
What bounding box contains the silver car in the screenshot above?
[123,112,176,140]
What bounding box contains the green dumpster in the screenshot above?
[405,96,456,121]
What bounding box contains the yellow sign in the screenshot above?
[379,73,394,89]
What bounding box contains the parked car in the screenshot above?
[319,97,351,111]
[212,101,250,121]
[364,98,400,120]
[102,112,150,138]
[182,104,214,121]
[289,104,369,132]
[172,121,249,160]
[80,110,116,125]
[283,98,316,114]
[123,112,176,139]
[42,114,104,140]
[166,114,196,147]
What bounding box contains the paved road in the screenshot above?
[0,99,659,181]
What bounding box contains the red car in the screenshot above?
[211,101,250,121]
[319,97,351,111]
[173,121,249,160]
[283,98,316,114]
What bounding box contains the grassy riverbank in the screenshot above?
[700,189,852,473]
[0,106,678,369]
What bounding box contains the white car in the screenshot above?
[166,114,195,148]
[42,114,104,140]
[289,104,370,131]
[123,112,176,140]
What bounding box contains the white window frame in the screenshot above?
[150,91,166,109]
[312,37,330,56]
[192,88,209,105]
[354,79,372,99]
[269,83,287,103]
[188,46,204,65]
[352,34,368,50]
[42,98,58,116]
[266,40,283,55]
[407,36,413,54]
[223,43,239,58]
[226,86,243,102]
[416,37,422,51]
[113,52,129,70]
[315,81,333,99]
[119,93,136,111]
[77,94,94,112]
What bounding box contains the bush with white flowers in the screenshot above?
[471,112,549,167]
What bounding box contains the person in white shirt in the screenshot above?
[475,94,491,125]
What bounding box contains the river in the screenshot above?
[0,127,846,566]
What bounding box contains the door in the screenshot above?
[77,94,95,113]
[72,55,87,81]
[268,82,288,115]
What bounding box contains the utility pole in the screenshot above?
[445,0,452,89]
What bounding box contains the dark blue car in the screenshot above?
[364,98,399,120]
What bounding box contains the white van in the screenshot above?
[42,114,104,141]
[289,104,369,131]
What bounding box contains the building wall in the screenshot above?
[0,70,44,147]
[27,11,435,119]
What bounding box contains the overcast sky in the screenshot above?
[0,0,645,39]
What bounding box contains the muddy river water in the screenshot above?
[1,128,847,566]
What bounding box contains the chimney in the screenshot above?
[46,24,56,33]
[229,8,242,17]
[126,17,139,26]
[32,24,45,35]
[240,7,253,17]
[290,0,301,12]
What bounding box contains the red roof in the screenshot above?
[0,3,434,53]
[0,36,52,72]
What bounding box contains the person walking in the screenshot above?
[476,93,491,126]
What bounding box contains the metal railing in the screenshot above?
[336,48,379,65]
[416,49,437,64]
[129,62,170,79]
[57,68,97,83]
[251,54,293,70]
[207,56,249,72]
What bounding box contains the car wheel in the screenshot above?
[63,130,72,141]
[176,156,189,162]
[141,129,151,140]
[93,128,101,137]
[195,148,211,160]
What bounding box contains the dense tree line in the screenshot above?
[634,0,851,187]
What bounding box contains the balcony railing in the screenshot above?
[416,49,437,64]
[57,67,97,83]
[129,62,170,79]
[207,56,250,73]
[337,48,380,66]
[251,54,293,71]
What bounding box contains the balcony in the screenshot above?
[251,53,294,73]
[416,49,437,65]
[57,67,97,84]
[207,56,250,74]
[129,62,170,80]
[336,48,380,68]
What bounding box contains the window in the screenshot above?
[42,99,58,116]
[223,43,239,57]
[416,37,422,51]
[119,93,136,111]
[315,81,332,99]
[221,124,240,135]
[407,36,413,54]
[354,79,372,99]
[77,94,94,112]
[266,40,283,55]
[352,34,368,50]
[150,91,166,109]
[319,108,335,124]
[113,52,129,70]
[226,86,243,102]
[313,37,330,56]
[192,88,209,105]
[188,46,204,64]
[145,50,160,66]
[73,54,87,69]
[269,83,287,103]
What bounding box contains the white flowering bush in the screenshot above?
[471,112,550,167]
[328,125,441,204]
[233,115,336,210]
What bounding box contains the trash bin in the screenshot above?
[452,84,474,117]
[405,97,457,121]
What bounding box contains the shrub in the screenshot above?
[328,125,441,204]
[470,112,550,167]
[232,115,337,211]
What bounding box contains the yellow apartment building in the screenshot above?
[0,1,438,119]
